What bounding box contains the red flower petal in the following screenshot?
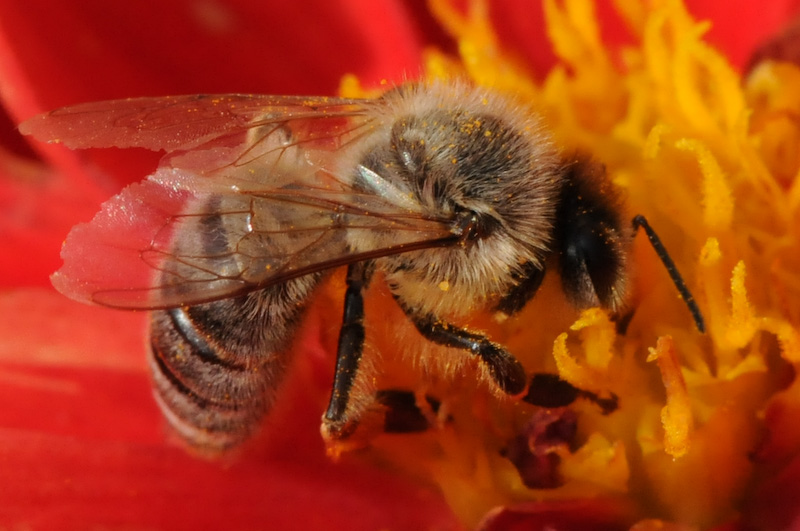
[0,0,425,109]
[0,289,462,528]
[0,150,107,287]
[477,498,637,531]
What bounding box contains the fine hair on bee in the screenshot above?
[20,79,705,451]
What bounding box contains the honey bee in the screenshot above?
[21,81,704,451]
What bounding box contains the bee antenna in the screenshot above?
[632,215,706,333]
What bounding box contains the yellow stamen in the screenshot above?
[648,335,693,458]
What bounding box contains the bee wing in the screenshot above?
[19,93,368,152]
[34,95,458,309]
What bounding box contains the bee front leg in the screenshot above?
[397,299,528,396]
[323,261,373,440]
[494,261,546,316]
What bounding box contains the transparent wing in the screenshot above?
[25,94,460,309]
[19,93,369,152]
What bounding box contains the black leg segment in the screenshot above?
[632,215,705,333]
[325,262,372,428]
[398,302,528,395]
[523,373,618,415]
[494,261,546,316]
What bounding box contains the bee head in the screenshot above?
[373,85,565,313]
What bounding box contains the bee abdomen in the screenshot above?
[149,277,319,450]
[149,309,271,450]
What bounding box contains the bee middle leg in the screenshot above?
[397,300,528,396]
[323,262,535,439]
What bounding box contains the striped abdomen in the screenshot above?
[149,274,321,450]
